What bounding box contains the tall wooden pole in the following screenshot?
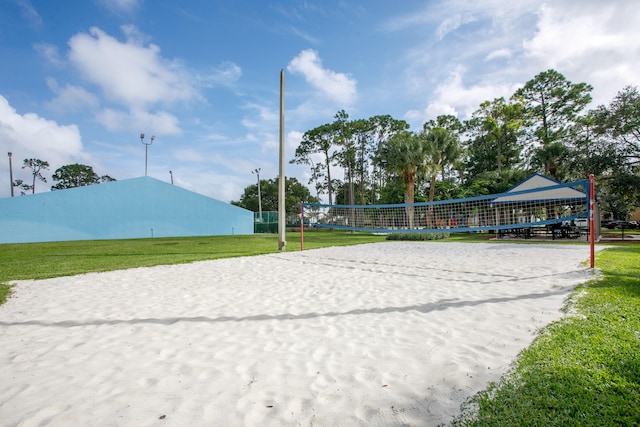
[8,152,14,197]
[278,70,286,250]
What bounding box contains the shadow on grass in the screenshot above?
[587,273,640,298]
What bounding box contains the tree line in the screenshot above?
[14,69,637,221]
[286,69,640,220]
[11,160,115,195]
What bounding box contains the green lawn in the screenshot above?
[453,244,640,426]
[1,232,638,425]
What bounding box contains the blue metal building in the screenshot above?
[0,177,253,244]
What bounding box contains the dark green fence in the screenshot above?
[254,211,278,233]
[254,211,304,233]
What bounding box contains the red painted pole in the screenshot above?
[300,201,304,251]
[589,174,595,269]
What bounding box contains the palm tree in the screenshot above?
[377,131,430,228]
[531,141,568,180]
[422,127,461,202]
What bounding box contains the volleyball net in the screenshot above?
[302,178,598,237]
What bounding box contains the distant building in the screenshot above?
[0,176,253,244]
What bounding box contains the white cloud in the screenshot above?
[412,67,521,125]
[524,3,624,66]
[241,102,278,129]
[16,0,42,28]
[485,48,512,61]
[120,24,153,45]
[385,1,540,123]
[34,42,64,67]
[45,78,100,112]
[96,0,142,15]
[172,148,208,163]
[436,13,476,39]
[67,26,199,109]
[198,61,242,88]
[0,95,89,194]
[382,0,540,36]
[286,130,303,152]
[288,26,321,45]
[287,49,357,106]
[396,0,640,127]
[96,108,181,135]
[203,172,246,203]
[522,1,640,106]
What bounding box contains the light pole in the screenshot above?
[252,168,262,221]
[8,152,14,197]
[140,133,155,176]
[169,170,174,184]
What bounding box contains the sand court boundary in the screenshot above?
[0,242,596,426]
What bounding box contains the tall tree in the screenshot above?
[515,69,592,178]
[463,169,531,196]
[598,85,640,166]
[350,118,374,204]
[423,114,464,136]
[51,164,115,190]
[291,122,338,204]
[530,141,570,180]
[377,131,430,228]
[332,110,356,206]
[12,179,31,196]
[422,116,463,202]
[465,98,525,176]
[369,115,410,202]
[574,87,640,218]
[21,158,49,194]
[232,176,319,213]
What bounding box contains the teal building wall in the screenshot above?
[0,177,253,244]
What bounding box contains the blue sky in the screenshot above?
[1,0,639,202]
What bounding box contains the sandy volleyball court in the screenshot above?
[0,242,595,426]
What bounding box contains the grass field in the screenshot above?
[453,244,640,426]
[1,232,638,425]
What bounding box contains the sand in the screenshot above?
[0,242,596,426]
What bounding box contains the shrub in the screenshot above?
[386,232,450,241]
